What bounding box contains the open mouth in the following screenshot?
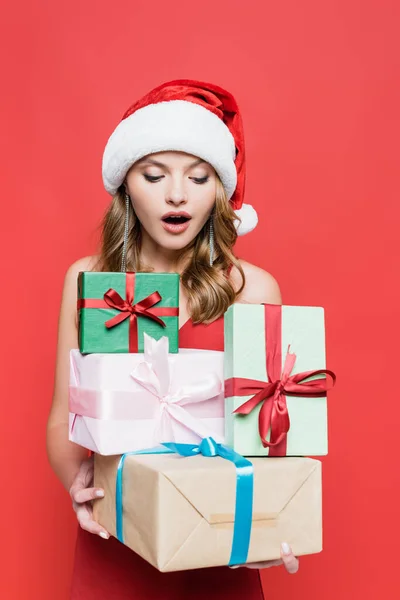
[162,215,191,225]
[161,212,192,234]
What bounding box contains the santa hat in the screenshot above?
[102,79,258,236]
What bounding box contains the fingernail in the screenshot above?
[95,490,104,498]
[281,542,291,555]
[99,531,109,539]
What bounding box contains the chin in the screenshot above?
[156,224,201,251]
[142,222,202,252]
[158,235,194,251]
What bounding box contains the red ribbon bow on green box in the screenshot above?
[103,287,166,349]
[78,272,179,353]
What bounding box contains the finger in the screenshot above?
[71,486,104,505]
[77,506,109,539]
[79,456,95,487]
[70,456,94,492]
[280,543,299,574]
[78,457,92,478]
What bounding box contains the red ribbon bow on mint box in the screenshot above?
[224,304,336,456]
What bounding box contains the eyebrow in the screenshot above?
[137,157,206,169]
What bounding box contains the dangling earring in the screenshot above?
[209,216,214,267]
[121,193,130,273]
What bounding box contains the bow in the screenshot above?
[163,436,241,459]
[231,346,336,450]
[131,334,223,443]
[104,288,165,329]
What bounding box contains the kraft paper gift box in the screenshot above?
[93,448,322,572]
[224,303,336,457]
[77,271,179,353]
[69,334,225,455]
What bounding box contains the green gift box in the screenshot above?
[78,272,179,354]
[224,303,335,457]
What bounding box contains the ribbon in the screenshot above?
[77,273,179,352]
[116,437,253,566]
[130,334,223,442]
[225,304,336,456]
[69,334,223,441]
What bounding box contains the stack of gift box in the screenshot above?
[69,271,335,572]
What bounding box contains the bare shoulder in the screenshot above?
[65,254,100,283]
[231,259,282,305]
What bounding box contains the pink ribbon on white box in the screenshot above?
[69,334,224,443]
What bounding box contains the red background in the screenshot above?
[1,1,399,598]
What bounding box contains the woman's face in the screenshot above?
[125,151,217,251]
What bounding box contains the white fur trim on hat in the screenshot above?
[102,100,237,197]
[234,203,258,236]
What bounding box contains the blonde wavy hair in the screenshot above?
[96,177,245,323]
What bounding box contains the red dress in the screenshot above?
[70,317,265,600]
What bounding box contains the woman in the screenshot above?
[47,79,299,599]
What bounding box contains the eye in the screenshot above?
[144,174,164,182]
[191,176,209,184]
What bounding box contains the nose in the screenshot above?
[166,177,188,207]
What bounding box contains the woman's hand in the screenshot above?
[230,543,299,574]
[69,455,110,540]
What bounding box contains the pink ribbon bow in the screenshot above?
[131,334,223,443]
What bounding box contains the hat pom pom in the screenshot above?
[234,203,258,236]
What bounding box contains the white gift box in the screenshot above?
[69,335,225,455]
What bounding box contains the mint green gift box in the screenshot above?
[78,272,179,354]
[224,303,332,457]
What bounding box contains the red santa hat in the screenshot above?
[102,79,258,236]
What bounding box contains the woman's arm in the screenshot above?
[46,256,109,539]
[46,258,94,490]
[46,259,90,490]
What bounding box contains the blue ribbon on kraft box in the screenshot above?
[115,437,254,566]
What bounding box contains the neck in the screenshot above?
[139,230,191,274]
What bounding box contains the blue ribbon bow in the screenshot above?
[115,437,254,566]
